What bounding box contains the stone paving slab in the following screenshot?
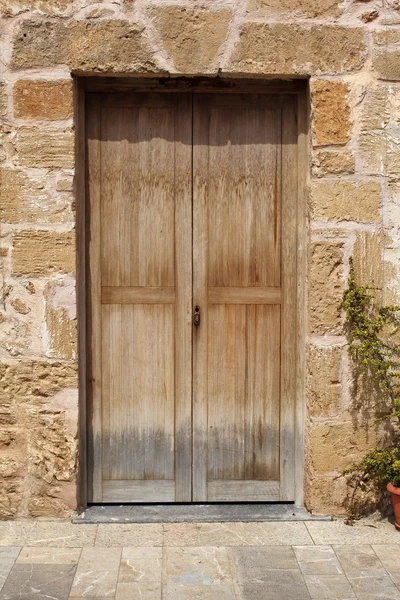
[0,520,399,599]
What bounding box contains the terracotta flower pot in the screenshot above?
[387,482,400,530]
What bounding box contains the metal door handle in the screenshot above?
[193,306,200,326]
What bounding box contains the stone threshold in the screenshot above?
[73,503,332,524]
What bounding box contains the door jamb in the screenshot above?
[75,77,309,511]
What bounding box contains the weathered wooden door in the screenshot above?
[86,90,298,503]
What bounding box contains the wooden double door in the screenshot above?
[86,90,299,503]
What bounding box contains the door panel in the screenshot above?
[87,93,192,502]
[193,94,297,501]
[87,90,298,504]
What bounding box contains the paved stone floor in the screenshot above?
[0,519,400,599]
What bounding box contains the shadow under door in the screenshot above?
[86,90,299,503]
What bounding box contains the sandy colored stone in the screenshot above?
[0,406,17,426]
[228,24,366,75]
[149,6,231,74]
[67,20,158,74]
[44,279,77,360]
[361,86,389,130]
[16,129,74,168]
[28,487,74,518]
[359,131,400,177]
[1,0,71,17]
[27,406,77,483]
[361,9,379,21]
[0,361,77,403]
[309,346,341,417]
[373,49,400,79]
[11,20,68,69]
[309,242,343,335]
[10,298,30,315]
[12,230,75,276]
[312,151,355,177]
[0,83,7,121]
[310,422,378,474]
[0,457,24,478]
[249,0,340,17]
[310,181,381,222]
[14,80,73,120]
[56,178,73,192]
[312,81,351,146]
[374,28,400,45]
[305,476,348,515]
[0,481,22,519]
[353,230,384,291]
[1,168,73,224]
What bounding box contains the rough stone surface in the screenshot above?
[373,49,400,80]
[228,25,366,75]
[312,81,351,146]
[13,80,73,120]
[310,422,377,474]
[149,7,231,74]
[44,279,77,360]
[310,181,381,222]
[308,346,341,417]
[353,231,384,291]
[1,0,71,17]
[67,20,158,73]
[11,20,68,69]
[312,151,355,177]
[12,231,75,276]
[16,129,74,168]
[1,168,73,224]
[249,0,340,17]
[0,361,77,403]
[305,477,348,515]
[309,243,344,335]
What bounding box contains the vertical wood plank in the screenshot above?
[193,95,209,501]
[174,95,193,502]
[86,93,102,502]
[280,96,298,501]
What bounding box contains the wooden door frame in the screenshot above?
[75,76,309,512]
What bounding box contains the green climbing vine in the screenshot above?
[341,258,400,515]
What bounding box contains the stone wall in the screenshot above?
[1,0,399,517]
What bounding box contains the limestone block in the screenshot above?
[1,168,73,224]
[0,406,17,426]
[12,231,75,276]
[1,0,72,17]
[310,422,377,474]
[312,81,351,146]
[305,476,348,515]
[44,279,77,360]
[27,407,77,484]
[312,151,355,177]
[373,50,400,79]
[149,6,231,74]
[249,0,340,18]
[28,487,74,518]
[0,481,22,519]
[373,28,400,45]
[359,131,400,177]
[13,80,73,120]
[56,178,73,192]
[353,230,384,290]
[11,20,68,69]
[16,129,74,168]
[0,361,78,403]
[0,457,24,478]
[228,24,366,76]
[310,181,381,222]
[67,20,158,73]
[0,83,7,120]
[308,346,342,417]
[309,242,344,335]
